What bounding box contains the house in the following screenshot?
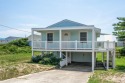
[28,35,41,46]
[0,36,22,44]
[31,19,115,71]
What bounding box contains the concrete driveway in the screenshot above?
[0,65,92,83]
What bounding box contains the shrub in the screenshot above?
[31,53,62,66]
[31,55,42,63]
[0,43,31,55]
[119,47,125,56]
[40,53,61,65]
[9,38,29,47]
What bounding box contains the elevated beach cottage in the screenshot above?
[31,19,115,71]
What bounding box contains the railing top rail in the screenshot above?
[33,41,92,42]
[33,41,115,43]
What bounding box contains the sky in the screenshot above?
[0,0,125,41]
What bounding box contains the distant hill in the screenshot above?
[0,36,22,44]
[5,36,22,42]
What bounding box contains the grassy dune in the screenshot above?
[0,53,55,80]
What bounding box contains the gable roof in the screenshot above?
[46,19,89,28]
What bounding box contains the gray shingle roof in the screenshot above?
[46,19,89,28]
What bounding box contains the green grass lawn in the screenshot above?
[0,53,31,66]
[88,52,125,83]
[0,53,55,80]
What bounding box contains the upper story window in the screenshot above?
[47,33,53,41]
[80,32,87,41]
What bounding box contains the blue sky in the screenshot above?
[0,0,125,40]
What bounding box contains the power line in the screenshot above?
[0,24,31,33]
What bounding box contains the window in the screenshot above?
[47,33,53,41]
[80,32,87,41]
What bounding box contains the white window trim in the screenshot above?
[79,31,88,41]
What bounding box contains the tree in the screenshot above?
[113,17,125,41]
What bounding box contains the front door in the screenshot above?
[62,32,70,41]
[62,32,70,49]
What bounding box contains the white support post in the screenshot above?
[107,40,109,50]
[106,40,109,70]
[59,29,62,51]
[75,40,77,50]
[70,52,71,63]
[41,33,42,55]
[59,29,62,67]
[92,28,95,72]
[59,51,62,68]
[113,41,115,68]
[32,29,34,56]
[66,52,68,66]
[107,51,109,70]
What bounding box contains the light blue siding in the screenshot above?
[70,30,79,41]
[41,30,92,41]
[88,31,92,41]
[41,30,93,49]
[41,31,46,41]
[54,31,59,41]
[71,52,92,62]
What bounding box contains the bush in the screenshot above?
[0,38,31,55]
[119,47,125,56]
[31,55,42,63]
[31,53,61,66]
[9,38,29,47]
[40,53,61,65]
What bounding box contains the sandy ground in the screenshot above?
[0,65,92,83]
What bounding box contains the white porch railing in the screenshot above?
[60,58,66,67]
[95,41,115,49]
[33,41,115,50]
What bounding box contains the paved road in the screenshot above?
[0,66,92,83]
